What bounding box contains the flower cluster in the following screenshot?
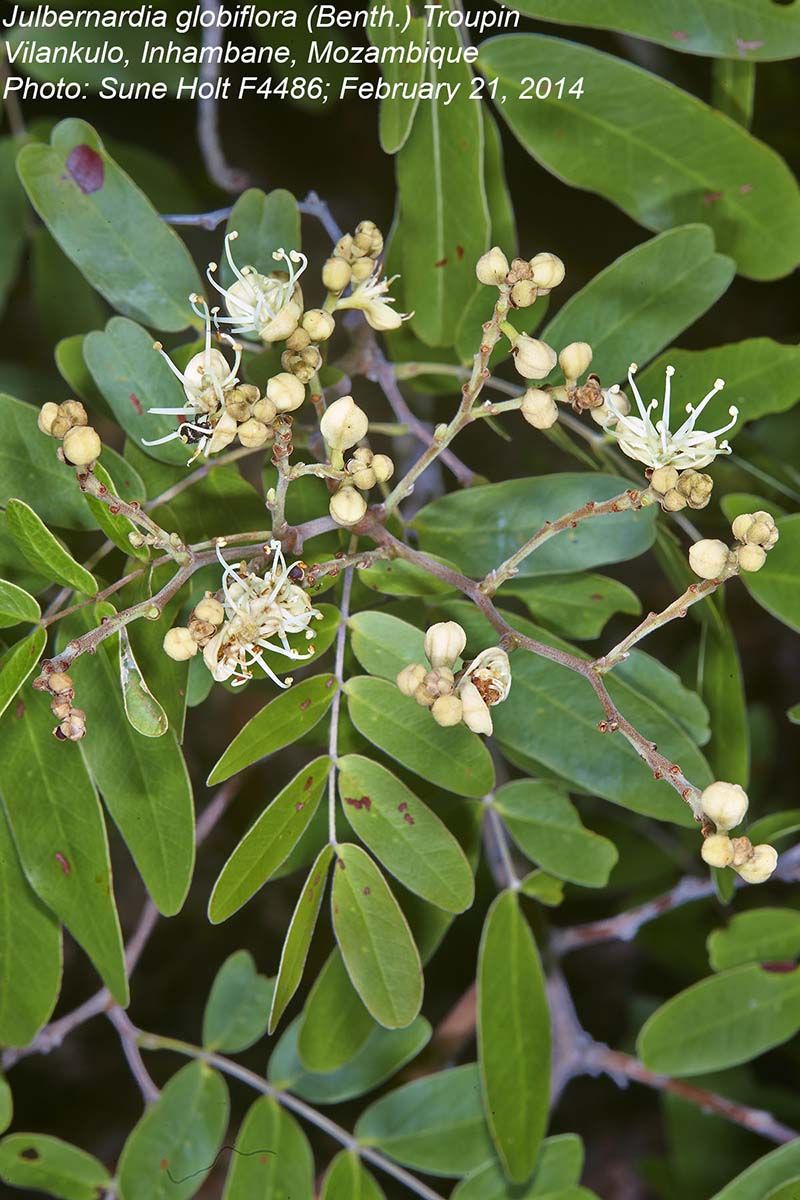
[648,465,714,512]
[38,399,102,468]
[163,541,322,689]
[319,395,394,527]
[476,246,565,304]
[699,782,778,884]
[324,220,410,332]
[689,510,779,580]
[34,670,86,742]
[396,621,511,735]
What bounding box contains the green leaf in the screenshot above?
[707,909,800,972]
[32,227,108,345]
[0,140,27,314]
[637,963,800,1075]
[269,844,334,1033]
[413,474,656,579]
[355,1063,495,1176]
[297,948,376,1073]
[367,0,426,154]
[123,567,190,743]
[221,188,301,284]
[478,891,550,1182]
[519,871,566,908]
[712,58,755,128]
[0,1134,110,1200]
[0,581,41,629]
[5,500,97,595]
[0,393,142,531]
[118,1062,229,1200]
[345,675,495,800]
[17,119,202,330]
[84,461,150,560]
[738,514,800,633]
[222,1095,313,1200]
[540,226,734,386]
[713,1143,800,1200]
[482,105,517,254]
[322,1150,386,1199]
[202,950,274,1052]
[358,555,457,598]
[119,627,168,738]
[55,335,109,414]
[0,806,61,1047]
[394,12,489,345]
[747,810,800,845]
[504,573,640,641]
[338,755,474,912]
[497,0,800,62]
[349,611,428,681]
[479,36,800,280]
[0,1076,10,1135]
[269,1012,430,1105]
[332,843,423,1029]
[0,694,127,1003]
[453,1134,584,1198]
[494,781,617,887]
[67,607,194,917]
[637,341,800,444]
[207,674,336,786]
[697,608,750,787]
[208,756,329,923]
[0,628,46,723]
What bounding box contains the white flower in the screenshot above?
[202,541,322,689]
[144,298,243,464]
[603,363,738,470]
[455,646,511,735]
[206,232,308,342]
[334,263,411,331]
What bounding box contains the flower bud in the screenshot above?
[163,627,198,661]
[38,402,60,436]
[736,843,778,885]
[371,454,394,483]
[512,336,557,381]
[424,621,466,670]
[267,372,305,414]
[57,708,86,742]
[329,485,367,526]
[476,246,510,287]
[559,342,593,382]
[591,389,630,427]
[207,411,238,455]
[701,834,734,868]
[736,543,767,573]
[51,700,72,722]
[730,836,753,868]
[350,257,376,284]
[676,469,713,510]
[396,663,427,697]
[520,388,558,430]
[225,388,255,423]
[733,510,778,549]
[323,256,352,293]
[688,539,730,580]
[320,396,369,451]
[431,695,464,727]
[260,300,302,344]
[650,466,680,495]
[529,252,565,291]
[731,513,754,543]
[251,396,278,425]
[194,597,224,626]
[302,309,336,342]
[282,346,322,384]
[660,489,687,512]
[422,667,455,698]
[48,671,74,695]
[237,418,270,449]
[510,279,539,308]
[701,781,748,832]
[285,328,311,352]
[355,219,384,258]
[349,464,376,491]
[60,400,88,428]
[62,425,102,466]
[459,679,493,735]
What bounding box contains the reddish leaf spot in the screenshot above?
[20,1147,39,1161]
[434,257,448,268]
[15,700,24,718]
[344,794,372,811]
[739,183,753,194]
[737,37,764,53]
[671,29,689,40]
[703,191,724,207]
[404,814,415,825]
[66,144,105,194]
[160,1158,169,1170]
[325,676,335,689]
[398,802,409,812]
[303,775,314,791]
[363,886,371,895]
[761,961,798,974]
[456,244,464,260]
[590,593,604,602]
[129,393,143,415]
[299,698,311,711]
[294,802,304,812]
[259,1155,270,1164]
[54,852,71,876]
[336,858,346,870]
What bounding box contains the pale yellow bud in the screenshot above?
[559,341,593,382]
[701,781,748,832]
[731,513,755,543]
[350,257,376,284]
[38,402,60,436]
[260,299,302,344]
[62,425,101,466]
[424,621,466,670]
[206,411,238,455]
[688,539,730,580]
[431,694,464,727]
[252,395,278,424]
[320,396,369,451]
[329,485,367,526]
[661,489,687,512]
[350,465,377,491]
[520,388,558,430]
[422,667,455,698]
[163,627,198,661]
[650,466,680,495]
[736,544,767,573]
[371,454,394,483]
[302,309,336,342]
[396,663,427,697]
[701,834,734,869]
[476,246,510,287]
[459,679,493,735]
[237,418,270,449]
[48,672,74,695]
[736,844,778,885]
[529,252,565,292]
[512,336,557,381]
[267,372,305,414]
[322,256,352,293]
[510,279,539,308]
[194,597,224,626]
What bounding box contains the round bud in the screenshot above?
[737,543,767,573]
[252,396,278,425]
[459,679,493,735]
[650,465,680,495]
[476,246,510,287]
[736,844,778,885]
[660,489,687,512]
[350,464,377,491]
[51,700,72,721]
[194,597,225,626]
[510,279,539,308]
[224,389,255,423]
[302,309,336,342]
[58,708,86,742]
[261,300,302,344]
[396,663,427,697]
[701,781,748,832]
[351,257,378,285]
[730,836,753,868]
[591,390,630,427]
[38,402,60,436]
[414,683,435,708]
[512,336,558,381]
[237,418,270,449]
[48,672,74,695]
[520,388,558,430]
[688,539,730,580]
[701,834,734,869]
[183,349,231,401]
[285,328,311,353]
[163,627,198,661]
[731,513,755,543]
[62,425,102,466]
[320,396,369,451]
[355,219,384,258]
[431,695,464,727]
[529,252,565,291]
[422,667,455,698]
[424,621,466,670]
[207,411,238,455]
[329,486,367,527]
[322,256,352,293]
[60,400,88,427]
[559,341,593,382]
[371,454,394,483]
[267,372,306,414]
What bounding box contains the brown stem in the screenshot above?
[196,0,247,192]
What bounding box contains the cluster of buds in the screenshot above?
[476,246,565,307]
[164,541,322,690]
[346,447,394,492]
[319,396,383,527]
[395,622,511,736]
[34,671,86,742]
[689,510,779,580]
[699,782,778,884]
[648,465,714,512]
[38,400,101,467]
[325,220,411,333]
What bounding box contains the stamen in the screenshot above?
[224,231,250,287]
[674,377,725,437]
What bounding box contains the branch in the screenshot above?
[107,1007,160,1105]
[196,0,247,193]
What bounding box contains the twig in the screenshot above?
[196,0,247,193]
[298,191,344,243]
[482,801,520,890]
[107,1007,160,1105]
[162,206,234,231]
